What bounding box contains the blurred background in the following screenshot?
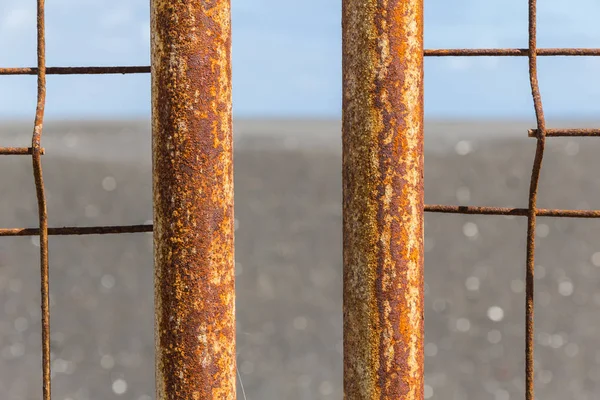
[1,1,600,399]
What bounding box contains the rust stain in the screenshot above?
[425,205,600,218]
[151,0,235,399]
[0,225,153,237]
[342,0,424,399]
[0,66,150,75]
[31,1,51,400]
[525,1,546,399]
[424,48,600,57]
[0,147,44,155]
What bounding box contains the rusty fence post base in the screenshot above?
[151,1,235,399]
[342,0,424,399]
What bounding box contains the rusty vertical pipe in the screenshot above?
[342,0,424,399]
[151,1,235,399]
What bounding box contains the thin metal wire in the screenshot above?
[0,66,150,75]
[0,225,153,237]
[31,1,50,399]
[0,147,44,155]
[528,128,600,137]
[525,1,546,398]
[425,48,600,56]
[425,205,600,218]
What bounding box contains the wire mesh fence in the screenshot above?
[423,1,600,399]
[0,1,152,399]
[1,0,599,399]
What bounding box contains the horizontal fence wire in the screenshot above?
[0,0,598,399]
[529,128,600,137]
[425,205,600,218]
[0,225,153,237]
[0,66,150,75]
[0,147,44,155]
[425,48,600,56]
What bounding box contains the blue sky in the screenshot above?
[0,0,599,119]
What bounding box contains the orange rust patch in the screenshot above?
[342,0,424,399]
[152,1,235,399]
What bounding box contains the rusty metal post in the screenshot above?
[342,1,424,399]
[151,1,235,399]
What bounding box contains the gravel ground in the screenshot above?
[1,119,600,399]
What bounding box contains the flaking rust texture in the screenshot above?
[151,1,235,399]
[342,0,424,399]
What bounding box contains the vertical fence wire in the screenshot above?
[525,1,546,398]
[32,1,50,399]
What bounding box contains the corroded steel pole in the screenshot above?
[342,1,424,399]
[151,1,235,399]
